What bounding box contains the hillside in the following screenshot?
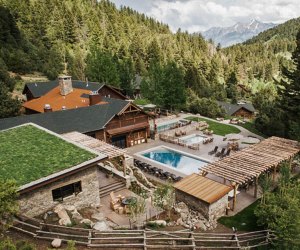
[203,19,276,47]
[245,17,300,44]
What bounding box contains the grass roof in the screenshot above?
[0,125,97,186]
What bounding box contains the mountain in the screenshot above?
[203,19,276,47]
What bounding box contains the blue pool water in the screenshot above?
[181,134,207,145]
[142,147,208,175]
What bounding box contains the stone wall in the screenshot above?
[175,190,228,221]
[19,166,100,217]
[208,195,228,221]
[175,190,209,219]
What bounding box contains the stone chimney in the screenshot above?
[89,91,102,105]
[44,104,52,112]
[58,75,73,96]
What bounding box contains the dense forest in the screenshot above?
[0,0,299,139]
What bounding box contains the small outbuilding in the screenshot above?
[0,123,107,217]
[174,174,232,221]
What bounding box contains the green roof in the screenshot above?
[0,125,97,186]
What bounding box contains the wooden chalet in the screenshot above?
[217,101,255,119]
[22,75,127,112]
[0,96,150,148]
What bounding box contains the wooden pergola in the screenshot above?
[200,136,300,210]
[63,131,126,159]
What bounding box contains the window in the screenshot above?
[52,181,82,201]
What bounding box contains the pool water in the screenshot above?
[142,147,208,175]
[181,134,207,145]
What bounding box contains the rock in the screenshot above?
[51,238,62,248]
[64,205,76,212]
[80,219,94,228]
[176,218,183,226]
[177,202,189,213]
[72,210,83,221]
[91,212,104,221]
[93,221,110,231]
[54,204,71,226]
[43,213,48,221]
[183,224,190,229]
[148,220,167,227]
[180,212,188,221]
[195,221,207,231]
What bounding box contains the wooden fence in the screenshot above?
[12,216,276,249]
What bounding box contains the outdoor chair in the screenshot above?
[174,176,183,182]
[208,146,218,155]
[216,148,225,157]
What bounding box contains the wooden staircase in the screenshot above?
[99,181,126,198]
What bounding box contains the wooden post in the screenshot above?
[254,177,258,198]
[223,178,226,184]
[272,166,276,182]
[122,155,126,177]
[231,182,237,211]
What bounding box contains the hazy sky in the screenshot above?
[111,0,300,32]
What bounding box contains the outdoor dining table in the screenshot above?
[121,196,137,206]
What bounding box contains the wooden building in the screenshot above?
[174,174,232,221]
[217,101,256,119]
[0,96,150,148]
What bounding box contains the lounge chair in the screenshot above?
[208,146,218,155]
[216,148,225,157]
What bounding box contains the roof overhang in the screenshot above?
[106,122,149,136]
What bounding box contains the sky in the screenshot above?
[110,0,300,32]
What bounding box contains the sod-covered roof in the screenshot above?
[0,124,99,186]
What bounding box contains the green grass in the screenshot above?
[218,200,263,231]
[238,121,267,138]
[185,116,241,136]
[0,125,96,186]
[133,98,151,105]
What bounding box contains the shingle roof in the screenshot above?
[23,80,103,98]
[174,174,232,204]
[0,98,130,134]
[217,101,255,116]
[23,86,107,112]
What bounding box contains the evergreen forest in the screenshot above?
[0,0,299,140]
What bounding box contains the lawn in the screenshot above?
[185,116,241,136]
[238,121,267,138]
[0,125,97,186]
[133,98,152,105]
[218,200,263,231]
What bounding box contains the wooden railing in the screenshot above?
[12,216,276,249]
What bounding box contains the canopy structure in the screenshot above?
[63,131,126,159]
[201,136,300,185]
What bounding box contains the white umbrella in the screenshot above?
[225,133,244,141]
[241,137,261,144]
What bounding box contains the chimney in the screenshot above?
[58,75,73,96]
[44,104,52,112]
[89,91,102,105]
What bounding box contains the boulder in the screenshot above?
[176,218,184,226]
[91,212,104,221]
[64,205,76,212]
[93,221,110,231]
[148,220,167,227]
[195,221,207,231]
[51,238,62,248]
[80,219,94,228]
[72,210,83,221]
[54,205,71,226]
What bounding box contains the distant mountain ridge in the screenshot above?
[202,19,276,47]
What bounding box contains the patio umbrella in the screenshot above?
[225,133,244,141]
[241,137,261,144]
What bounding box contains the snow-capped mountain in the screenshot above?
[202,19,276,47]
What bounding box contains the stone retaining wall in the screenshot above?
[175,190,228,221]
[19,166,100,217]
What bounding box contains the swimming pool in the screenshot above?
[138,146,209,175]
[180,134,207,145]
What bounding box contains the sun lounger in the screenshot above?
[208,146,218,155]
[216,148,225,157]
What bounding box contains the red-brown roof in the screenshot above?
[174,174,233,204]
[23,87,107,112]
